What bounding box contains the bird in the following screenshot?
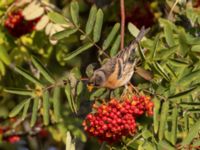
[88,26,150,90]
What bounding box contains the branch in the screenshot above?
[120,0,125,49]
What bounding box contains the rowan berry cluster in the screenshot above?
[4,10,40,37]
[82,95,153,143]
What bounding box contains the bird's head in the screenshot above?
[89,70,106,87]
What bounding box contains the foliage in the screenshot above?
[0,0,200,150]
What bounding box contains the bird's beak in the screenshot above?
[87,83,94,92]
[81,77,94,92]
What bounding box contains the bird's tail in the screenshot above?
[129,26,150,50]
[117,26,150,62]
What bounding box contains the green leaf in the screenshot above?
[150,35,159,59]
[153,97,161,134]
[93,9,104,42]
[102,23,120,50]
[158,140,175,150]
[86,64,95,78]
[128,23,140,37]
[182,120,200,146]
[152,62,170,81]
[191,45,200,52]
[53,87,61,122]
[159,101,169,140]
[90,88,106,100]
[48,12,68,24]
[31,97,39,127]
[76,81,83,96]
[4,88,33,96]
[184,112,189,133]
[22,99,31,120]
[0,45,11,65]
[51,28,78,40]
[31,56,55,84]
[0,61,5,76]
[180,102,200,107]
[137,43,146,61]
[64,43,94,61]
[110,34,120,57]
[70,1,79,26]
[43,91,49,125]
[9,99,28,117]
[85,5,97,35]
[65,81,77,113]
[171,106,178,145]
[169,86,197,100]
[66,132,75,150]
[15,67,43,87]
[164,23,175,47]
[178,69,200,86]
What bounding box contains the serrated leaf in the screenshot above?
[180,102,200,107]
[51,28,78,40]
[65,81,77,113]
[182,119,200,146]
[171,106,178,145]
[43,91,49,125]
[191,45,200,52]
[15,67,43,87]
[110,34,120,57]
[150,35,159,59]
[93,9,104,42]
[0,45,11,65]
[159,101,169,140]
[169,86,197,100]
[4,88,33,96]
[158,140,175,150]
[22,99,31,120]
[31,97,39,127]
[85,5,97,35]
[64,43,94,61]
[70,1,79,26]
[155,46,178,60]
[137,43,146,61]
[164,23,175,47]
[9,99,28,117]
[178,69,200,86]
[153,97,161,134]
[102,23,120,50]
[53,87,61,122]
[0,61,5,76]
[152,62,170,81]
[169,58,189,67]
[48,12,69,24]
[90,88,106,100]
[76,81,83,96]
[31,56,55,84]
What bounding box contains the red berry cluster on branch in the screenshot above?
[82,95,154,143]
[4,10,40,37]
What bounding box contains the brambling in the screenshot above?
[89,26,150,89]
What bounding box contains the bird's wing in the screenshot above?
[116,26,150,63]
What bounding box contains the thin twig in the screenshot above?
[120,0,125,49]
[168,0,179,20]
